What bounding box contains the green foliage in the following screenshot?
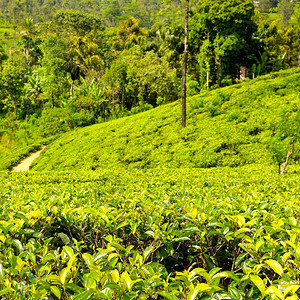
[54,10,103,37]
[30,68,300,172]
[102,48,178,109]
[278,0,294,26]
[187,77,200,97]
[0,3,300,299]
[0,43,8,65]
[2,0,295,138]
[258,0,274,12]
[0,0,167,28]
[266,106,300,166]
[65,35,104,81]
[113,17,148,51]
[190,0,258,86]
[0,166,299,298]
[18,17,42,66]
[257,17,300,70]
[37,108,95,137]
[1,52,26,115]
[39,35,70,107]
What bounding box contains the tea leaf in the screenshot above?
[50,286,61,299]
[250,275,265,294]
[265,259,283,276]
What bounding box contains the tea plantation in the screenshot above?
[0,166,300,299]
[1,68,300,299]
[30,68,300,172]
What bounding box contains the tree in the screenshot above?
[65,35,103,95]
[278,0,294,26]
[293,4,300,66]
[0,43,8,70]
[1,52,26,115]
[23,69,43,110]
[148,23,184,73]
[257,18,299,70]
[18,17,42,66]
[279,111,299,174]
[190,0,258,87]
[102,48,177,110]
[69,76,106,120]
[182,0,189,128]
[53,10,103,37]
[270,0,280,7]
[40,36,69,108]
[197,37,213,89]
[258,0,273,13]
[156,0,184,26]
[132,51,178,106]
[113,17,148,51]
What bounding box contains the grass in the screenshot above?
[29,68,300,171]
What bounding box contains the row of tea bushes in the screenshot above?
[31,68,300,171]
[0,165,299,299]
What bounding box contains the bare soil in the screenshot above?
[12,148,45,172]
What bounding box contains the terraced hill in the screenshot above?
[31,68,300,171]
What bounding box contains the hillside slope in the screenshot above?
[32,68,300,171]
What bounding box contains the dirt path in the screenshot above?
[12,148,45,172]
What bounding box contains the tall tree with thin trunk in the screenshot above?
[278,0,294,26]
[182,0,189,128]
[189,0,257,88]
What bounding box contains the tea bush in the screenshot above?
[0,166,300,299]
[30,68,300,172]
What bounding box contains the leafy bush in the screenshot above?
[37,108,71,137]
[207,104,222,117]
[190,96,205,110]
[187,79,200,97]
[0,166,299,299]
[2,68,300,172]
[31,68,300,172]
[37,108,96,136]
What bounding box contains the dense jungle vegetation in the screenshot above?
[0,1,300,299]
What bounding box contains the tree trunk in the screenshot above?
[206,32,210,89]
[182,0,189,129]
[206,71,209,89]
[13,27,16,49]
[280,140,295,175]
[121,83,125,108]
[215,58,222,88]
[70,80,74,97]
[12,99,16,114]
